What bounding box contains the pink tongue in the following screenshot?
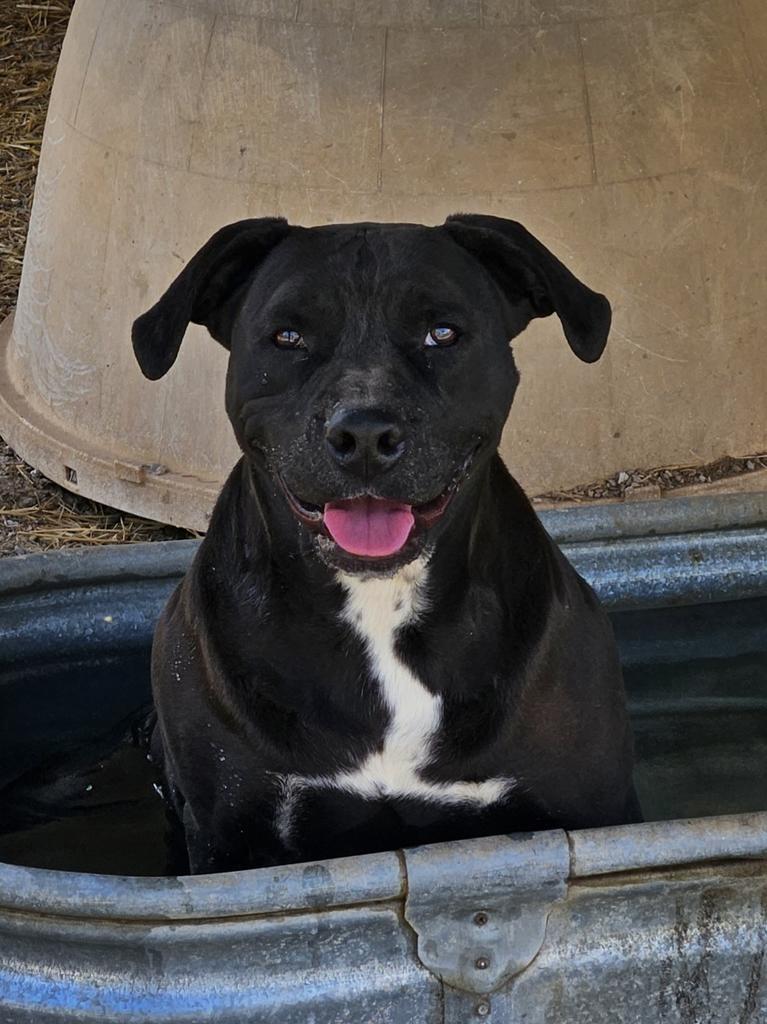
[324,497,414,557]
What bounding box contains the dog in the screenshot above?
[132,214,639,874]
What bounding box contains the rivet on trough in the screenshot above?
[403,831,569,994]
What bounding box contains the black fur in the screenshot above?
[133,215,637,873]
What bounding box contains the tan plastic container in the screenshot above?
[1,0,765,531]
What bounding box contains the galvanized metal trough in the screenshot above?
[0,493,765,1022]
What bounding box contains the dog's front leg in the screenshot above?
[176,795,285,875]
[182,802,243,875]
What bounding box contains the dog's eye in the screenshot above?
[425,325,458,348]
[274,329,306,350]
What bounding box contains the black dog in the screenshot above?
[133,214,638,874]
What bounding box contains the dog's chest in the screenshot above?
[333,559,452,800]
[272,562,512,851]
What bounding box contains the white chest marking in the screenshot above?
[272,559,513,850]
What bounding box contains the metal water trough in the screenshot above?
[0,492,766,1022]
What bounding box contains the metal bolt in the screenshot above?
[473,911,489,926]
[475,956,490,970]
[476,1000,491,1017]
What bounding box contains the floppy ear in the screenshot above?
[443,213,611,363]
[132,217,291,380]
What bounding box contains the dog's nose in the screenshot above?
[325,408,406,476]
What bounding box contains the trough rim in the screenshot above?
[0,487,764,599]
[0,812,765,922]
[1,517,765,614]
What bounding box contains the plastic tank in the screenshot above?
[1,0,765,530]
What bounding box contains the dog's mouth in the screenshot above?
[277,450,477,561]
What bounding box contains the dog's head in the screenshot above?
[133,215,610,573]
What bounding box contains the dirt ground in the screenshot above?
[0,1,764,556]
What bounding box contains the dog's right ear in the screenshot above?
[132,217,291,380]
[444,214,610,363]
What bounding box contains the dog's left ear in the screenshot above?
[132,217,291,380]
[443,213,611,363]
